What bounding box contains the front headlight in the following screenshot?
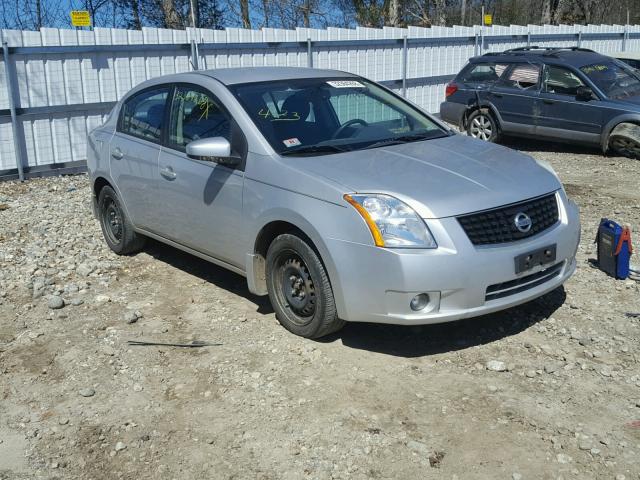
[344,194,437,248]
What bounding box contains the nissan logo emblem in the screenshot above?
[514,212,532,233]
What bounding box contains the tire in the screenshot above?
[97,186,146,255]
[608,122,640,159]
[266,233,345,339]
[466,109,500,142]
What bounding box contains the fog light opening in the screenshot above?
[410,293,430,311]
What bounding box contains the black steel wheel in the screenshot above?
[266,233,345,338]
[98,185,146,255]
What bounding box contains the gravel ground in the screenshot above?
[1,139,639,480]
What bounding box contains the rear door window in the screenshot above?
[499,64,541,90]
[460,63,508,84]
[119,87,170,142]
[543,66,585,96]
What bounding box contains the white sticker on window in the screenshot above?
[283,137,302,147]
[326,80,365,88]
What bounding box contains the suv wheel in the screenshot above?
[98,186,146,255]
[467,109,500,142]
[266,233,345,339]
[609,122,640,159]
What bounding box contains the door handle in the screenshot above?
[111,147,124,160]
[160,166,177,180]
[542,99,554,105]
[491,92,503,98]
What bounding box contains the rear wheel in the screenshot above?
[98,186,146,255]
[467,109,500,142]
[609,122,640,159]
[266,234,345,338]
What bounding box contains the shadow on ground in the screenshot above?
[500,136,603,156]
[321,287,566,358]
[141,239,566,358]
[142,239,274,315]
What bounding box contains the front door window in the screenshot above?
[168,86,232,150]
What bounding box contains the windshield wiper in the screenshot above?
[280,144,348,156]
[364,132,438,150]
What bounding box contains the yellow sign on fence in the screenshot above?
[483,14,493,26]
[70,11,91,27]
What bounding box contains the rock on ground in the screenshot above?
[0,142,639,479]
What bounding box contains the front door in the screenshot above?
[487,62,541,136]
[536,64,602,144]
[152,84,246,269]
[109,86,170,230]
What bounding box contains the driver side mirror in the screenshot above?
[576,86,596,102]
[186,137,240,167]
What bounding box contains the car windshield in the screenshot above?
[229,77,447,156]
[580,61,640,99]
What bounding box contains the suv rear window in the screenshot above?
[460,63,508,84]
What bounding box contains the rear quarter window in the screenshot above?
[459,63,508,84]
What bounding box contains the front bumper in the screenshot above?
[328,191,580,325]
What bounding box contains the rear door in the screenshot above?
[537,64,602,144]
[109,86,170,230]
[152,84,246,268]
[487,62,542,135]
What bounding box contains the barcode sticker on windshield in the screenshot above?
[326,80,365,88]
[283,137,301,147]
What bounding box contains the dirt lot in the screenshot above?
[1,139,639,480]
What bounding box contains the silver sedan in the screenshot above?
[87,67,580,338]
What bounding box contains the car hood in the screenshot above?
[290,134,561,218]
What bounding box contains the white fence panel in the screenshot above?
[0,23,637,177]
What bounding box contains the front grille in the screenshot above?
[485,262,563,301]
[457,193,559,246]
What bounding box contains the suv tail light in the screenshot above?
[445,83,458,97]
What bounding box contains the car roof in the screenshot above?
[470,47,613,68]
[195,66,357,85]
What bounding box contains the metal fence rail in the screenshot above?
[1,23,639,180]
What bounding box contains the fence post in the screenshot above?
[474,33,479,56]
[401,35,408,98]
[527,31,531,47]
[577,30,582,48]
[622,26,628,52]
[307,37,313,68]
[190,39,199,70]
[2,41,25,182]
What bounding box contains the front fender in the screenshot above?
[246,207,349,318]
[243,181,374,319]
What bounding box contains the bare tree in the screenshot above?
[388,0,401,27]
[240,0,252,27]
[0,0,65,30]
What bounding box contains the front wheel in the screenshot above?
[608,122,640,159]
[467,109,500,142]
[266,234,345,338]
